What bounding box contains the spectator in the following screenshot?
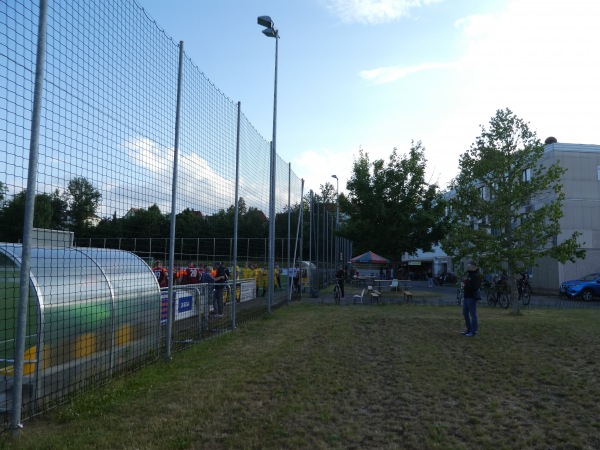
[201,266,215,313]
[253,264,262,297]
[292,265,301,293]
[461,261,482,338]
[241,263,253,280]
[186,262,201,285]
[261,264,269,296]
[335,265,345,301]
[213,262,228,317]
[153,260,168,288]
[427,270,434,288]
[274,263,282,289]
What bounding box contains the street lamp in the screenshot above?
[331,174,339,267]
[257,16,279,312]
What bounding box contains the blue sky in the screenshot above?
[137,0,600,195]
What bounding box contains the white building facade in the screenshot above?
[403,142,600,293]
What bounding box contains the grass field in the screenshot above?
[5,302,600,449]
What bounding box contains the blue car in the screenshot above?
[559,273,600,301]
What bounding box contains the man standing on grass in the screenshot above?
[461,261,481,337]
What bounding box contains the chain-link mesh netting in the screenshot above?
[0,0,338,423]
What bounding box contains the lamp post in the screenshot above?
[331,174,339,268]
[257,16,279,311]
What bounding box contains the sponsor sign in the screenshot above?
[161,289,198,324]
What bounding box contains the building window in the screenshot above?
[480,185,490,200]
[597,166,600,181]
[522,168,531,182]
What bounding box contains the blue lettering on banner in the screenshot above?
[178,295,193,313]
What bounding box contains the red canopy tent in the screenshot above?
[349,251,389,264]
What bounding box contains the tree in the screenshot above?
[0,190,67,242]
[0,181,7,206]
[64,177,101,233]
[443,108,585,312]
[340,142,447,261]
[316,181,337,208]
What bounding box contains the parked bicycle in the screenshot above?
[486,283,510,309]
[333,279,342,305]
[517,278,531,306]
[456,283,464,306]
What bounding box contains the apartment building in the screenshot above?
[403,141,600,293]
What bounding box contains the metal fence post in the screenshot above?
[232,101,241,330]
[10,0,48,435]
[166,40,185,362]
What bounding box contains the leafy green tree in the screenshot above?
[316,181,337,209]
[443,108,585,312]
[241,206,268,239]
[121,204,169,238]
[176,208,206,238]
[0,181,7,205]
[0,190,67,242]
[64,177,101,234]
[340,142,447,261]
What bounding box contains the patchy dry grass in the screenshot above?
[4,303,600,449]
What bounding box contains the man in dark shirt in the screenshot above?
[213,262,228,317]
[462,261,482,337]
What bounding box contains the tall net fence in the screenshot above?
[0,0,349,426]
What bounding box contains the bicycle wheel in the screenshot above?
[498,292,510,309]
[487,291,497,307]
[521,290,531,306]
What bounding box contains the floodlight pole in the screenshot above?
[257,16,279,312]
[331,175,339,268]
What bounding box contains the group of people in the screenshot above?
[245,263,282,297]
[152,259,230,317]
[152,259,285,316]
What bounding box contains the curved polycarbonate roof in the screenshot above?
[0,244,158,308]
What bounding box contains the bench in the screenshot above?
[400,288,413,301]
[370,289,382,303]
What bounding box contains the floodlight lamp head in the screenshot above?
[331,174,338,179]
[257,16,273,28]
[262,27,278,38]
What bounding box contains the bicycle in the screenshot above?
[486,284,510,309]
[333,279,341,305]
[517,279,531,306]
[456,283,464,306]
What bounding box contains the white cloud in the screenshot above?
[120,136,241,216]
[359,62,452,84]
[453,14,496,38]
[293,148,355,195]
[452,0,600,145]
[325,0,442,24]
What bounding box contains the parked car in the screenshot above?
[559,273,600,301]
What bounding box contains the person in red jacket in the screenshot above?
[153,260,168,288]
[186,262,201,285]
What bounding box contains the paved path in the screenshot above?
[296,280,600,310]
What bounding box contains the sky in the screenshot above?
[136,0,600,195]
